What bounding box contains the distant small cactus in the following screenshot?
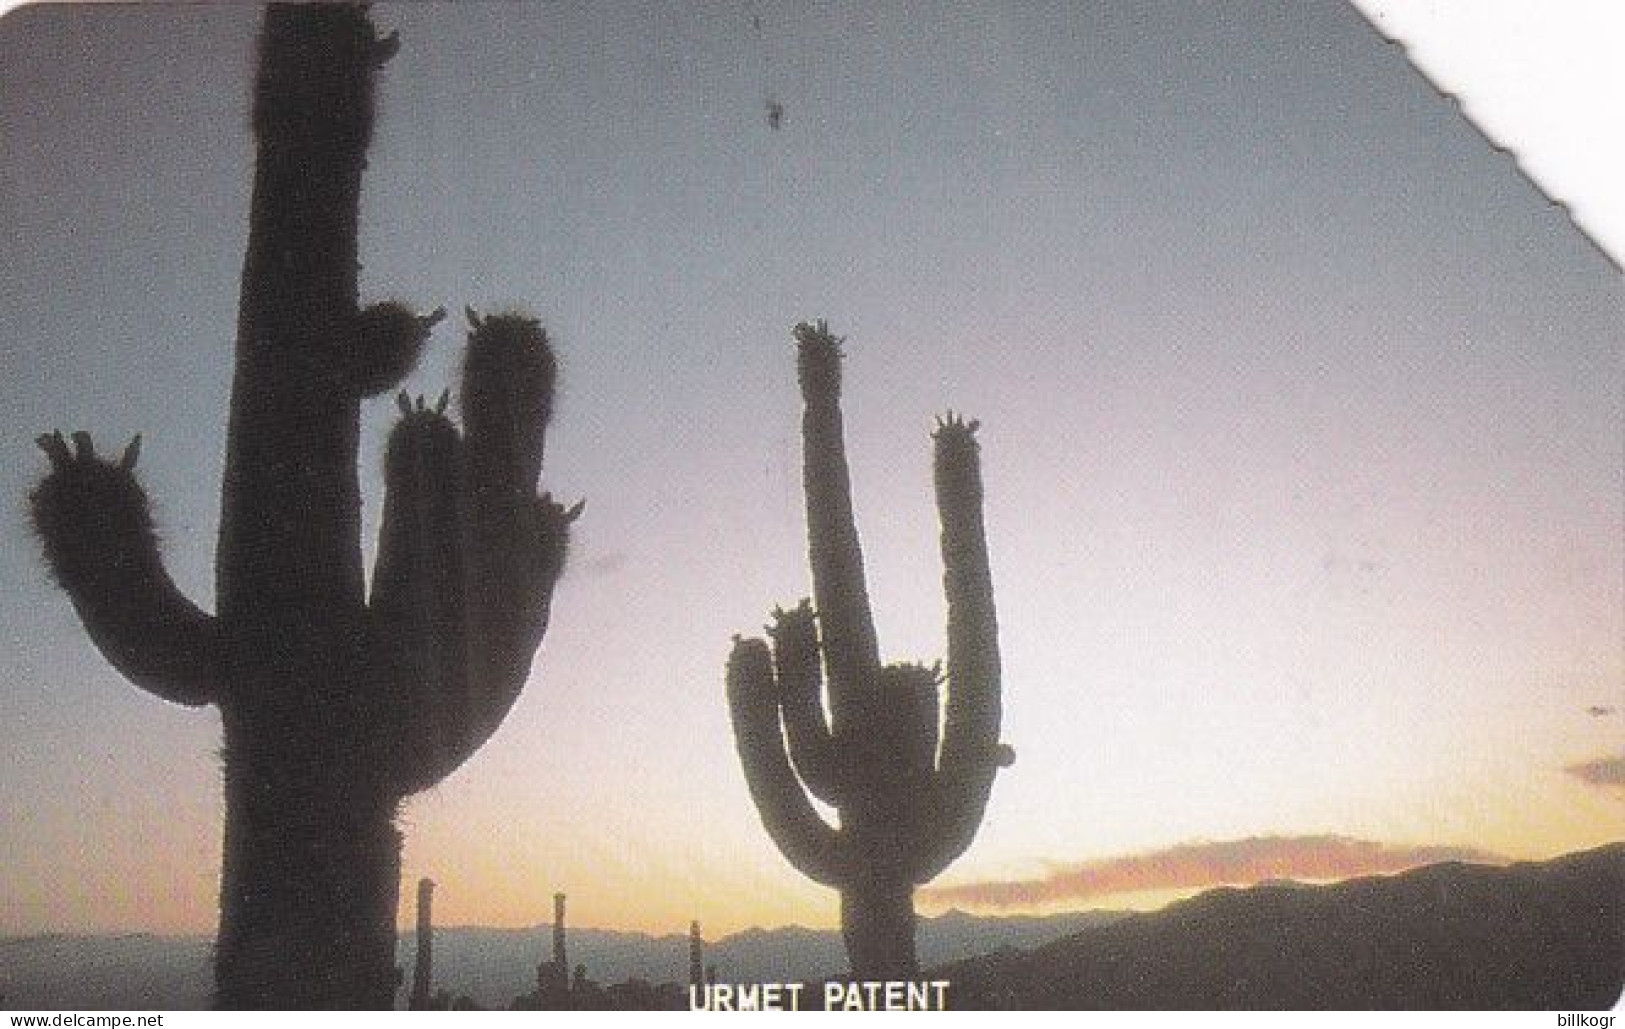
[727,321,1013,979]
[689,920,704,990]
[409,879,435,1011]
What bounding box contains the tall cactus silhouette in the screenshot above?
[28,5,578,1009]
[727,321,1014,979]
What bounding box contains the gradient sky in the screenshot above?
[1,1,1619,939]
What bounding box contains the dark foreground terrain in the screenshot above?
[937,843,1623,1009]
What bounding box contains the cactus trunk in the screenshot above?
[29,4,576,1009]
[215,751,402,1009]
[841,875,918,981]
[727,322,1013,981]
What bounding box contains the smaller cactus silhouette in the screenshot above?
[727,321,1014,979]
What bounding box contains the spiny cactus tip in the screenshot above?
[793,319,841,349]
[372,30,401,66]
[36,430,70,467]
[537,492,585,522]
[768,598,817,636]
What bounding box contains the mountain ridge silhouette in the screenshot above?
[0,907,1124,1009]
[3,845,1616,1010]
[935,842,1623,1009]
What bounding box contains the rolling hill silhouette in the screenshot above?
[936,843,1623,1009]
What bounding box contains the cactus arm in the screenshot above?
[460,489,579,757]
[459,309,555,510]
[343,303,444,398]
[374,313,577,790]
[910,414,1013,883]
[726,635,845,888]
[367,394,472,791]
[395,490,578,791]
[30,432,219,706]
[459,314,575,661]
[459,316,578,756]
[793,321,881,733]
[767,599,844,805]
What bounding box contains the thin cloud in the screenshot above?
[1565,754,1625,787]
[921,835,1505,909]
